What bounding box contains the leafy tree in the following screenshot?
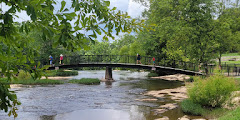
[0,0,142,118]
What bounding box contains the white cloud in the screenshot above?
[127,0,146,18]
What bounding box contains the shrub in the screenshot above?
[188,75,236,107]
[17,70,31,80]
[56,70,78,76]
[181,99,206,115]
[69,78,100,85]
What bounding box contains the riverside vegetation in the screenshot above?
[69,78,100,85]
[181,74,240,119]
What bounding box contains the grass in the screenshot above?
[69,78,100,85]
[147,72,159,77]
[181,99,206,115]
[44,70,78,76]
[0,78,64,85]
[56,70,78,76]
[222,53,239,57]
[218,107,240,120]
[220,61,240,65]
[181,99,231,119]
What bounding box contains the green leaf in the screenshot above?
[60,1,66,12]
[104,1,110,7]
[112,7,117,11]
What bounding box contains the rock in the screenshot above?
[223,91,240,109]
[155,116,169,120]
[192,118,206,120]
[153,103,178,115]
[145,86,187,102]
[159,103,178,110]
[151,74,190,81]
[135,98,158,102]
[177,115,190,120]
[154,108,168,114]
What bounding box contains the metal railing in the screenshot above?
[36,55,240,76]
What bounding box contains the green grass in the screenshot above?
[147,72,159,77]
[221,61,240,65]
[218,107,240,120]
[44,70,78,76]
[69,78,100,85]
[181,99,231,119]
[56,70,78,76]
[44,70,57,77]
[181,99,206,115]
[0,78,63,85]
[222,53,239,57]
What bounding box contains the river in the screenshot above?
[0,70,188,120]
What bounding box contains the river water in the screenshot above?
[0,70,187,120]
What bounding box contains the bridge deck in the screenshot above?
[48,63,203,76]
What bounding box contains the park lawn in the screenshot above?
[222,53,239,57]
[220,61,240,65]
[69,78,100,85]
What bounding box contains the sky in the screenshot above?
[1,0,146,41]
[1,0,145,22]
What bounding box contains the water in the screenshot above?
[0,70,188,120]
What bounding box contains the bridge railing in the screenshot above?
[39,55,240,76]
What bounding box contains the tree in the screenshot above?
[0,0,142,118]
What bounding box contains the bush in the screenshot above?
[181,99,206,115]
[69,78,100,85]
[147,72,158,77]
[56,70,78,76]
[17,70,31,80]
[188,75,236,107]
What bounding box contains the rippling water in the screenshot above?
[0,70,186,120]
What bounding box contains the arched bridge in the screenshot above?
[47,55,203,80]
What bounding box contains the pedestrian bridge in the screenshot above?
[46,55,203,80]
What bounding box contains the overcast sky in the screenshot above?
[2,0,145,22]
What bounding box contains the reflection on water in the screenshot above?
[52,106,145,120]
[0,70,187,120]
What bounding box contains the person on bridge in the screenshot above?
[152,57,155,66]
[60,54,64,65]
[49,55,53,67]
[137,53,141,64]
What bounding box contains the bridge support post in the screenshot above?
[105,66,114,81]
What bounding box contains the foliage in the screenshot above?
[0,0,142,116]
[181,99,205,115]
[69,78,100,85]
[218,107,240,120]
[56,70,78,76]
[0,84,20,118]
[17,70,31,80]
[188,75,236,107]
